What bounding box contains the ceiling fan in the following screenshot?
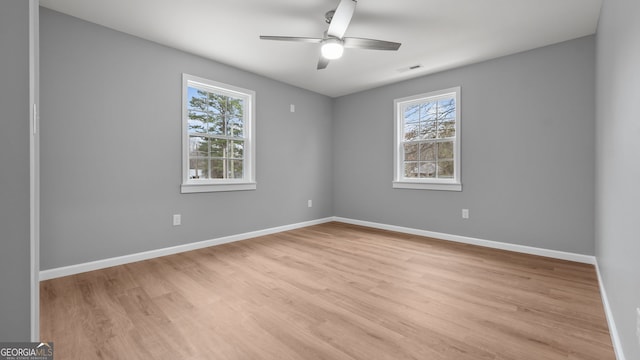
[259,0,401,69]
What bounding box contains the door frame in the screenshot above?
[29,0,40,342]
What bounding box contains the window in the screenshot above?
[393,87,461,191]
[181,74,256,193]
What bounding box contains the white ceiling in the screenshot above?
[40,0,602,98]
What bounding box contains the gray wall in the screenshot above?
[0,0,32,341]
[595,0,640,358]
[333,36,596,255]
[39,8,334,270]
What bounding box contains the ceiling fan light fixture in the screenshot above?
[260,0,400,69]
[321,38,344,59]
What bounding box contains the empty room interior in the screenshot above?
[1,0,638,359]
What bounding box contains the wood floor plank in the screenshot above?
[40,222,615,359]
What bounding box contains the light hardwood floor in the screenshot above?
[40,222,615,359]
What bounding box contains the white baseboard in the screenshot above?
[39,217,334,281]
[40,215,595,280]
[332,217,596,264]
[595,261,627,360]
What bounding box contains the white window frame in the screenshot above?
[181,74,256,193]
[393,87,461,191]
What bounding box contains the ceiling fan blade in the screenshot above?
[343,37,401,51]
[327,0,357,39]
[259,36,323,44]
[317,56,330,70]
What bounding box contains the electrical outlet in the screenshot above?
[173,214,181,226]
[308,200,312,208]
[290,104,295,113]
[462,209,469,219]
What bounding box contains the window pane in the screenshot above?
[404,104,420,122]
[437,141,454,160]
[189,158,208,179]
[438,160,454,178]
[232,99,244,116]
[209,101,221,116]
[230,140,244,159]
[210,138,226,158]
[229,160,243,179]
[228,116,244,138]
[188,110,208,133]
[189,136,207,158]
[419,162,436,178]
[404,105,420,141]
[404,143,418,161]
[228,98,244,137]
[421,102,436,121]
[404,161,418,178]
[207,114,225,135]
[438,118,455,139]
[404,121,419,141]
[437,98,456,120]
[187,87,208,111]
[210,159,224,179]
[421,120,437,139]
[208,92,225,109]
[206,94,229,136]
[419,142,435,161]
[215,97,238,137]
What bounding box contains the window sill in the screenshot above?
[181,182,257,193]
[392,181,462,191]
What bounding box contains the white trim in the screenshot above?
[181,182,256,193]
[595,261,627,360]
[392,181,462,191]
[39,217,333,281]
[393,87,461,191]
[29,0,40,342]
[332,217,595,264]
[41,216,600,280]
[181,73,256,193]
